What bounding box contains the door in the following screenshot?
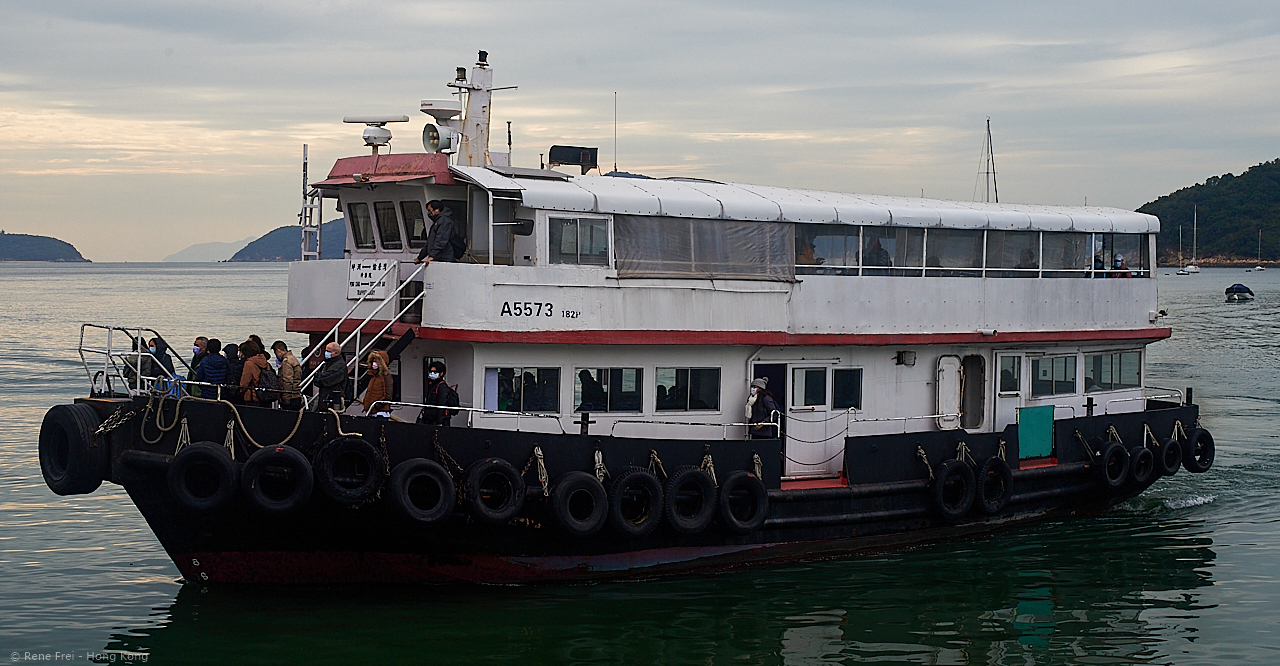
[751,363,786,439]
[936,355,962,430]
[785,365,844,477]
[994,353,1023,431]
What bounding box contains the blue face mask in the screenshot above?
[193,346,201,355]
[148,346,157,354]
[324,351,332,360]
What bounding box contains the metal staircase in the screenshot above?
[299,144,322,261]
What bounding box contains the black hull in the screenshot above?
[71,395,1199,584]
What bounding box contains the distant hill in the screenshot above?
[164,237,256,262]
[1140,159,1280,263]
[0,232,89,262]
[229,219,345,262]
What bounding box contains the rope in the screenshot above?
[1172,420,1188,441]
[223,420,236,460]
[916,446,934,481]
[700,444,717,487]
[1143,423,1159,448]
[376,427,391,500]
[648,450,668,480]
[753,452,763,479]
[535,446,549,497]
[1074,429,1097,459]
[997,439,1007,461]
[138,393,306,451]
[1106,425,1124,445]
[175,418,191,454]
[328,408,356,437]
[594,449,609,482]
[956,441,973,466]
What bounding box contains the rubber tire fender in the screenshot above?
[1128,446,1156,486]
[462,457,525,524]
[1155,438,1182,477]
[663,465,717,535]
[39,403,107,496]
[608,466,664,537]
[167,441,239,513]
[975,456,1013,515]
[1182,428,1214,474]
[718,470,769,535]
[1096,440,1130,489]
[552,471,609,537]
[241,445,313,515]
[314,436,387,505]
[388,458,456,525]
[933,459,975,521]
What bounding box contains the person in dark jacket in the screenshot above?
[224,343,244,403]
[194,338,229,398]
[314,342,349,410]
[188,337,208,397]
[747,377,781,439]
[415,200,458,264]
[147,338,176,377]
[418,361,459,426]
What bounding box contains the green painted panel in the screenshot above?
[1017,405,1055,459]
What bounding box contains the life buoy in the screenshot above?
[718,470,769,534]
[552,471,608,537]
[975,456,1012,515]
[1182,428,1215,474]
[167,441,239,512]
[664,465,717,534]
[39,403,107,496]
[933,459,975,520]
[314,436,386,505]
[1128,446,1155,486]
[462,457,525,524]
[241,445,313,515]
[1096,440,1129,489]
[388,458,456,525]
[1156,438,1182,476]
[608,466,664,537]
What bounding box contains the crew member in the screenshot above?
[746,377,781,439]
[414,200,458,265]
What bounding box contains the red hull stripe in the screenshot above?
[286,317,1171,346]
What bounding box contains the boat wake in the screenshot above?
[1163,494,1217,510]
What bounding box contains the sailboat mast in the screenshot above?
[986,118,998,203]
[1193,205,1197,262]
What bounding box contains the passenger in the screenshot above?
[414,200,459,265]
[746,377,781,439]
[796,241,823,266]
[521,371,538,410]
[864,237,891,267]
[248,335,271,360]
[188,337,209,397]
[358,350,394,414]
[314,342,349,411]
[223,343,244,403]
[238,339,270,403]
[418,361,460,426]
[194,339,229,399]
[1015,249,1038,270]
[577,369,607,411]
[271,340,303,410]
[1110,253,1132,278]
[497,368,515,411]
[122,337,153,390]
[148,338,176,378]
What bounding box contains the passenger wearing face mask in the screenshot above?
[187,337,209,397]
[418,361,460,426]
[746,377,780,439]
[194,338,229,398]
[359,350,394,415]
[271,341,303,410]
[314,342,349,411]
[147,338,176,378]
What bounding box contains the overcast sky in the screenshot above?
[2,1,1278,261]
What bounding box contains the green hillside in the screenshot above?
[229,219,345,262]
[0,232,89,261]
[1139,159,1280,263]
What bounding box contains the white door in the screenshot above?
[784,365,841,478]
[994,353,1023,431]
[936,355,962,430]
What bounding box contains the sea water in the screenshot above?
[0,263,1277,665]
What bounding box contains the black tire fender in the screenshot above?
[933,459,975,521]
[241,445,313,515]
[314,436,386,505]
[167,441,239,513]
[1183,428,1214,474]
[1097,440,1129,489]
[389,458,456,525]
[718,470,769,535]
[975,456,1013,515]
[608,466,664,537]
[1128,446,1156,486]
[1156,437,1182,477]
[663,465,717,534]
[552,471,608,537]
[462,457,525,524]
[39,403,107,496]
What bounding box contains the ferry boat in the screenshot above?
[39,52,1215,584]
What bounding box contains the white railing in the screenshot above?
[79,324,190,397]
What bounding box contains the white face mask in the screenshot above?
[371,362,379,370]
[752,387,760,394]
[428,372,441,381]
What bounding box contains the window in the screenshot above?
[925,228,984,277]
[402,201,427,249]
[1093,234,1149,278]
[656,368,720,411]
[796,225,859,275]
[549,217,609,266]
[1084,351,1141,392]
[1042,232,1090,277]
[613,215,793,280]
[985,230,1039,277]
[862,227,924,276]
[1031,356,1077,397]
[484,367,560,412]
[347,202,376,250]
[833,369,863,410]
[574,368,642,412]
[998,356,1021,393]
[373,201,403,250]
[791,367,827,407]
[961,355,985,429]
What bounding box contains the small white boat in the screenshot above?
[1177,268,1190,276]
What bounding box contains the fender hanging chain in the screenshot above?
[997,439,1007,462]
[534,446,549,497]
[432,430,463,478]
[1106,425,1124,445]
[93,406,135,437]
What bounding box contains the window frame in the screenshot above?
[1084,350,1142,393]
[655,367,721,412]
[372,201,404,251]
[1030,355,1078,398]
[548,215,611,267]
[484,366,562,413]
[832,367,863,411]
[573,367,643,413]
[346,202,377,251]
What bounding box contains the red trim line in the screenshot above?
[286,318,1171,346]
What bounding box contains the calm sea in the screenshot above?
[1,263,1276,665]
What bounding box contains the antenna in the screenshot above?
[974,117,999,203]
[507,120,512,165]
[613,91,618,173]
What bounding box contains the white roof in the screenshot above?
[448,168,1159,233]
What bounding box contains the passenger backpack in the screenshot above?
[256,361,282,402]
[449,228,467,261]
[445,383,460,416]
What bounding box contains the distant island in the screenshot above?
[0,231,90,262]
[164,236,257,262]
[230,219,345,262]
[1140,158,1280,265]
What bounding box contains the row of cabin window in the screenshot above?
[999,351,1142,398]
[480,366,865,414]
[796,227,1151,277]
[347,201,429,251]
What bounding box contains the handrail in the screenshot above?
[611,415,782,439]
[1104,391,1183,414]
[79,324,189,396]
[371,401,569,435]
[297,261,404,370]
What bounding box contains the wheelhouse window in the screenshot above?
[574,368,642,412]
[402,201,427,249]
[347,202,376,250]
[862,227,923,276]
[549,217,609,266]
[791,367,827,407]
[998,356,1021,393]
[985,230,1039,278]
[832,368,863,410]
[1084,351,1141,392]
[656,368,720,411]
[484,367,560,412]
[373,201,403,250]
[1093,234,1149,278]
[796,225,859,275]
[924,228,984,277]
[1042,232,1091,278]
[1031,356,1077,397]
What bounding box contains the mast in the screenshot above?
[1193,205,1197,263]
[976,118,999,203]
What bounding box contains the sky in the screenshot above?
[2,1,1278,261]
